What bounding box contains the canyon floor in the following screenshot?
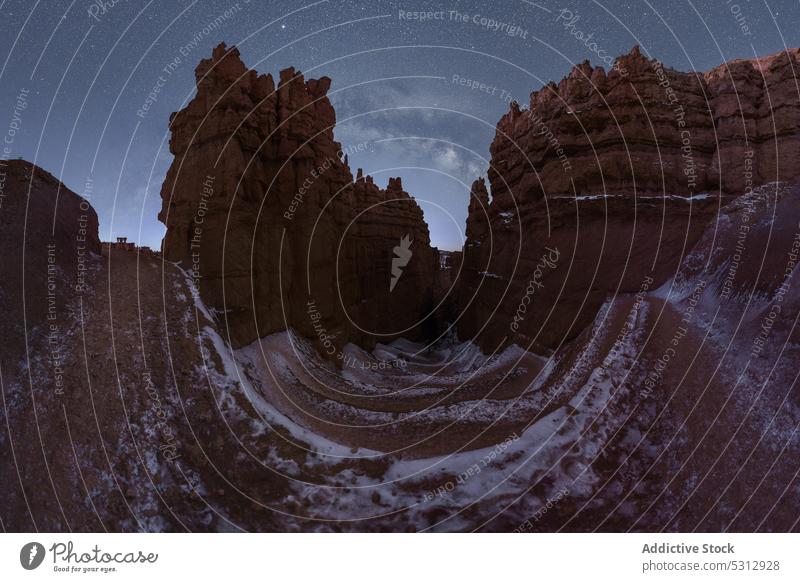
[4,183,798,532]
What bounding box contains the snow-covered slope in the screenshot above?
[191,183,800,532]
[3,164,797,532]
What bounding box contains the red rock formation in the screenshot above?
[0,160,100,353]
[0,160,103,530]
[488,46,800,204]
[430,249,462,332]
[458,47,800,352]
[159,43,436,350]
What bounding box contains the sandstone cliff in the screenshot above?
[458,47,800,352]
[159,43,437,351]
[4,40,800,531]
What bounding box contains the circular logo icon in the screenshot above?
[20,542,46,570]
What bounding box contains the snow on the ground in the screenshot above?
[188,284,650,530]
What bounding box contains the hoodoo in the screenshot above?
[159,43,437,350]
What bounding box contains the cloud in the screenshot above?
[374,139,485,181]
[437,146,461,172]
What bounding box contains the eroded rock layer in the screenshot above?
[489,46,800,202]
[159,44,436,351]
[458,47,800,352]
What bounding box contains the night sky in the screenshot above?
[1,0,798,251]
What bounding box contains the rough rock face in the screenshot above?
[430,249,462,332]
[0,160,100,369]
[488,46,800,203]
[457,47,800,352]
[159,43,436,350]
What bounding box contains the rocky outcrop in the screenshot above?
[488,46,800,203]
[0,160,100,364]
[458,47,800,352]
[0,160,302,532]
[159,43,436,351]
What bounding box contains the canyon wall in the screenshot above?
[457,47,800,352]
[159,43,437,350]
[488,46,800,203]
[0,160,100,362]
[0,160,104,530]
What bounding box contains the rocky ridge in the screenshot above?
[159,43,437,351]
[457,46,800,352]
[2,43,800,533]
